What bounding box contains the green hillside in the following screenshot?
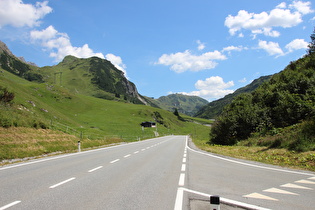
[146,93,209,116]
[195,75,271,119]
[210,51,315,151]
[0,56,211,162]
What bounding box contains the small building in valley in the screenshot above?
[140,121,156,128]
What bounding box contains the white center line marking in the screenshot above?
[88,166,103,172]
[181,164,186,172]
[182,158,186,163]
[183,154,187,158]
[0,201,21,210]
[49,177,76,189]
[174,188,184,210]
[134,151,139,154]
[124,154,131,158]
[178,173,185,186]
[141,149,146,151]
[110,159,120,164]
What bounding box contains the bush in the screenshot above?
[0,87,15,103]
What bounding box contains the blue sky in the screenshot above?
[0,0,314,101]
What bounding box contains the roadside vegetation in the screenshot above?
[192,29,315,172]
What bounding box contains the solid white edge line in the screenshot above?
[49,177,76,189]
[174,188,184,210]
[180,188,271,210]
[186,140,314,176]
[178,173,185,186]
[0,201,21,210]
[110,159,120,164]
[88,166,103,172]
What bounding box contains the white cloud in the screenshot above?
[224,1,313,38]
[178,76,234,101]
[155,50,226,73]
[196,40,205,50]
[105,53,127,77]
[285,38,309,52]
[0,0,52,28]
[276,2,287,9]
[258,40,284,56]
[289,1,314,15]
[222,45,247,53]
[30,25,105,62]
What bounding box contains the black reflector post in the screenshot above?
[210,195,220,210]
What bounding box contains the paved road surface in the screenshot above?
[185,139,315,210]
[0,136,185,210]
[1,135,314,210]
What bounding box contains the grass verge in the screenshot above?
[193,138,315,172]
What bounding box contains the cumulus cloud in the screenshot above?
[258,40,284,56]
[178,76,234,101]
[257,38,308,57]
[155,50,226,73]
[289,0,314,15]
[285,38,309,52]
[224,1,313,38]
[30,25,105,61]
[0,0,52,28]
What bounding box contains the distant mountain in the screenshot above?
[146,93,209,116]
[195,75,272,119]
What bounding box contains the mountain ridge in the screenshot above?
[195,75,272,119]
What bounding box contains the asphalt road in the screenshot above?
[185,139,315,210]
[0,136,186,210]
[1,135,314,210]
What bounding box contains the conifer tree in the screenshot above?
[308,27,315,55]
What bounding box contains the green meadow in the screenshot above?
[0,69,211,163]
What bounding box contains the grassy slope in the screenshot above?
[0,69,211,162]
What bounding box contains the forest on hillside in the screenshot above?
[210,29,315,152]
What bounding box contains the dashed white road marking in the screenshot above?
[182,158,186,163]
[243,192,279,201]
[178,173,185,186]
[263,188,298,195]
[88,166,103,173]
[0,201,21,210]
[134,151,139,154]
[110,159,120,164]
[281,183,313,190]
[295,179,315,185]
[49,177,76,189]
[308,177,315,180]
[124,154,131,158]
[181,164,186,172]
